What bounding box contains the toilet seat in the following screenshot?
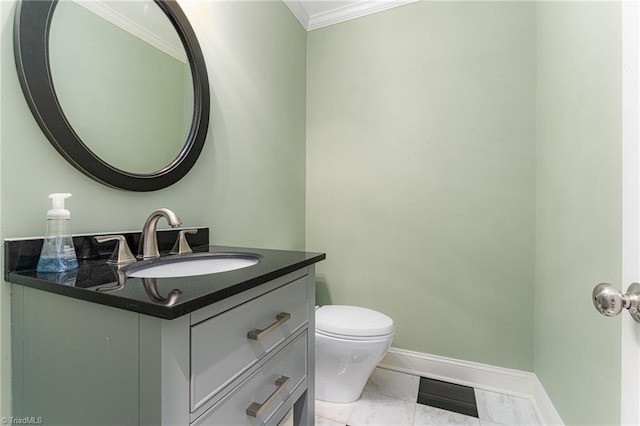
[316,329,393,341]
[316,305,394,339]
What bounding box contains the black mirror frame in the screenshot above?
[13,0,210,192]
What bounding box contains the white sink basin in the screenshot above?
[126,254,259,278]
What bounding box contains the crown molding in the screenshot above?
[284,0,418,31]
[72,0,187,63]
[283,0,311,30]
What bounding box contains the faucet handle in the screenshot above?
[171,229,198,255]
[95,235,137,265]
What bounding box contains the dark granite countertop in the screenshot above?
[4,229,325,319]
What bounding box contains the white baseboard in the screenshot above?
[531,375,564,426]
[378,347,564,426]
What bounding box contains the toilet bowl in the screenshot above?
[315,305,394,403]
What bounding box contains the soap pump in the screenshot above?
[36,193,79,273]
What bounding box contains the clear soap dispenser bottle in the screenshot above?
[36,193,79,273]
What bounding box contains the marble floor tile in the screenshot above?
[413,404,480,426]
[475,389,540,426]
[315,398,356,424]
[479,420,510,426]
[348,391,416,426]
[364,367,420,402]
[315,416,347,426]
[315,369,542,426]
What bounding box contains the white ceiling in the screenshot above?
[283,0,418,31]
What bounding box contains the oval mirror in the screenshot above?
[13,0,210,191]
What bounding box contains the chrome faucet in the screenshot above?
[139,208,183,259]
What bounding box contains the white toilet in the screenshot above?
[315,305,394,403]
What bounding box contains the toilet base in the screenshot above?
[315,332,392,403]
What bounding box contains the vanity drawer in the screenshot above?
[190,277,308,411]
[192,331,307,426]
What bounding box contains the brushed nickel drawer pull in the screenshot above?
[246,375,290,418]
[247,312,291,340]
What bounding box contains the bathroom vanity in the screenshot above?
[5,228,324,426]
[9,0,320,421]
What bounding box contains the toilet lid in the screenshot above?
[316,305,394,337]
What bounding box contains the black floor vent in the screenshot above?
[417,377,478,418]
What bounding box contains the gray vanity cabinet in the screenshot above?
[12,267,316,426]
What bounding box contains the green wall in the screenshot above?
[534,3,622,425]
[0,0,306,417]
[306,1,537,371]
[307,1,623,423]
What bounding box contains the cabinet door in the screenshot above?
[191,278,308,411]
[192,332,307,426]
[12,287,140,425]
